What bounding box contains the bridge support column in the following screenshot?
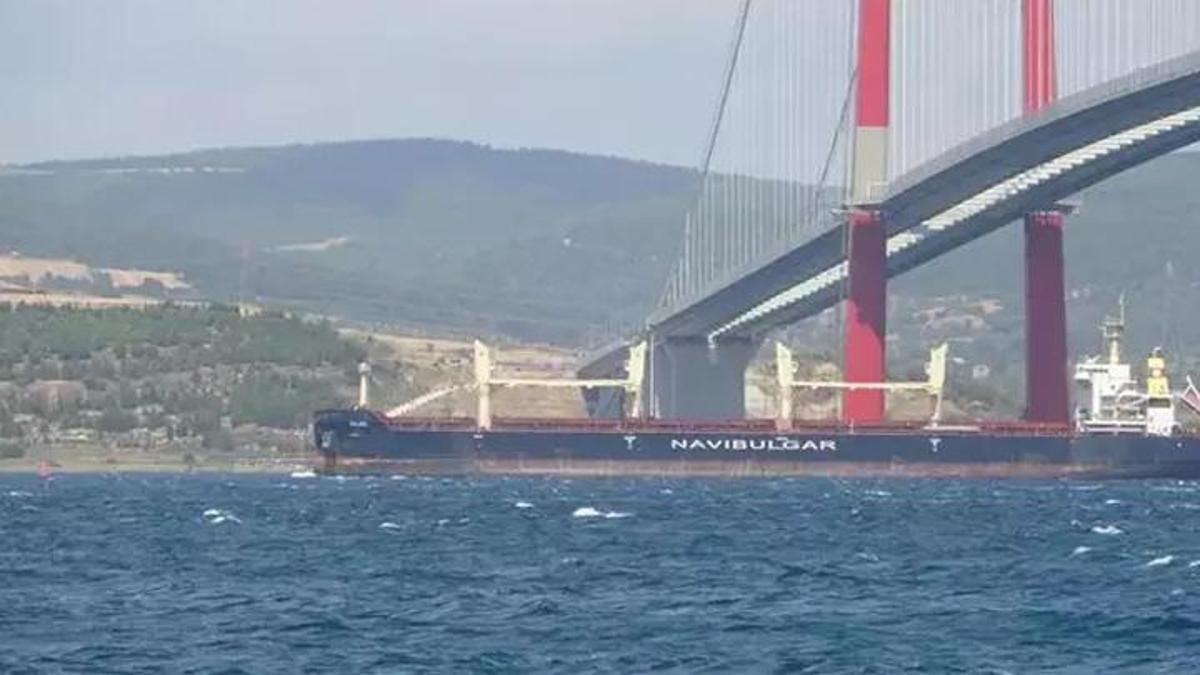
[841,0,890,424]
[1024,211,1069,423]
[1021,0,1069,424]
[843,210,887,423]
[651,337,758,421]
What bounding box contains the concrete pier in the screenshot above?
[650,337,759,420]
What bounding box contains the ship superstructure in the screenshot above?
[1074,298,1179,437]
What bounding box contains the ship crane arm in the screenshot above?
[775,342,949,429]
[385,384,476,418]
[471,340,646,429]
[1181,376,1200,419]
[382,340,647,426]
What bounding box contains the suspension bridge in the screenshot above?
[579,0,1200,423]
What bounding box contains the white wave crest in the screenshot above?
[1146,555,1175,568]
[572,506,630,519]
[1188,560,1200,568]
[1071,546,1092,557]
[1091,524,1123,536]
[6,490,33,498]
[1152,485,1199,494]
[289,469,317,479]
[1104,499,1123,505]
[514,501,534,509]
[203,508,240,524]
[379,522,401,530]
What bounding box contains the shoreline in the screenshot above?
[0,457,319,475]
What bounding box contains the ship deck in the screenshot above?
[352,412,1088,437]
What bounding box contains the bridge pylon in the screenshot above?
[842,0,891,424]
[1022,0,1070,424]
[843,210,888,422]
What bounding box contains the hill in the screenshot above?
[0,140,695,343]
[2,139,1199,412]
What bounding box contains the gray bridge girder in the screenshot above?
[735,93,1200,336]
[580,51,1200,387]
[654,51,1200,341]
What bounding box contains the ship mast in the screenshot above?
[1103,294,1125,366]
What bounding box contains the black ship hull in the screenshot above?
[313,409,1200,479]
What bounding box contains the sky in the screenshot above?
[0,0,741,165]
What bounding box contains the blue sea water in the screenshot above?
[2,475,1200,673]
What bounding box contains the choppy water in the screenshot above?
[3,475,1200,673]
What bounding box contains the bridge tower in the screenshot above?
[1022,0,1070,424]
[842,0,891,423]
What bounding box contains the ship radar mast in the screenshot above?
[1102,293,1126,366]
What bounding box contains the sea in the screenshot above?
[3,474,1200,673]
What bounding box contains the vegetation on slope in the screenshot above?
[0,304,366,458]
[2,139,1198,414]
[1,140,695,343]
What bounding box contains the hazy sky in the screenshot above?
[0,0,740,165]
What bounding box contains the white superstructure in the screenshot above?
[1074,298,1177,436]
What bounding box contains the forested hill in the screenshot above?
[0,304,365,462]
[0,140,696,343]
[1,139,1198,373]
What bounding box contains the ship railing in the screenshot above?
[377,415,1075,436]
[975,420,1074,436]
[382,416,477,430]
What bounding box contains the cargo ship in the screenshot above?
[313,305,1200,479]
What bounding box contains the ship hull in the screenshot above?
[313,410,1200,479]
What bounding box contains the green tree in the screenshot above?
[0,441,25,459]
[95,407,138,433]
